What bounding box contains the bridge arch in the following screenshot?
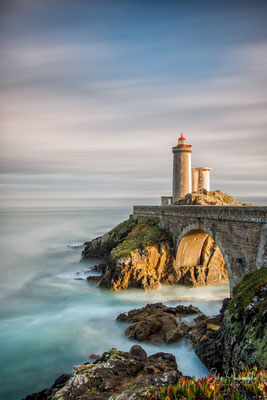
[175,223,234,293]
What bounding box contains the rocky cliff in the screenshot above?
[175,189,251,206]
[82,218,228,290]
[187,268,267,374]
[82,218,137,260]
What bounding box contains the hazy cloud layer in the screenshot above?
[1,0,267,201]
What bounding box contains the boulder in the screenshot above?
[186,310,225,372]
[117,303,200,344]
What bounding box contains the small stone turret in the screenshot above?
[172,134,192,202]
[192,167,212,192]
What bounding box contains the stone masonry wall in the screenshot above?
[133,205,267,294]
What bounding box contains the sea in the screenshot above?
[0,195,264,400]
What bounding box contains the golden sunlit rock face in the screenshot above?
[83,218,229,290]
[175,231,228,287]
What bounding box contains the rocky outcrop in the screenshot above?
[117,303,200,345]
[222,268,267,373]
[186,268,267,374]
[99,242,177,290]
[24,343,267,400]
[82,218,137,260]
[23,346,182,400]
[186,301,227,373]
[83,218,228,290]
[23,374,71,400]
[175,189,251,206]
[83,218,179,290]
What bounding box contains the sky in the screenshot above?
[1,0,267,202]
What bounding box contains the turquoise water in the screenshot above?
[0,198,230,400]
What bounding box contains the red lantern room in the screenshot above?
[177,133,192,147]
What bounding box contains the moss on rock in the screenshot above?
[228,267,267,319]
[224,267,267,370]
[111,219,172,260]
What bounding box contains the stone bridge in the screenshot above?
[133,205,267,294]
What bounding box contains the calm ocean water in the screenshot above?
[2,195,262,400]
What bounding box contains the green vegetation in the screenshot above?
[136,367,266,399]
[228,268,267,319]
[106,348,119,356]
[209,190,235,204]
[224,268,267,368]
[111,219,172,260]
[108,217,137,241]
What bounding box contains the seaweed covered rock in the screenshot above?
[23,346,182,400]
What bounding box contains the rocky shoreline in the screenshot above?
[23,216,266,399]
[23,270,267,399]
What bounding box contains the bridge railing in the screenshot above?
[133,205,267,223]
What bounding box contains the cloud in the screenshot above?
[0,2,267,200]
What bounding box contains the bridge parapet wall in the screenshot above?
[133,205,267,223]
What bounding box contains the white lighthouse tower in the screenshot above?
[172,134,192,202]
[161,133,212,206]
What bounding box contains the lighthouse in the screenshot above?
[172,134,192,202]
[160,133,212,206]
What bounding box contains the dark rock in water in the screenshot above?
[180,321,191,334]
[74,278,84,281]
[117,303,200,345]
[117,303,201,322]
[91,263,106,273]
[88,353,101,361]
[186,310,225,373]
[129,344,147,359]
[86,275,101,283]
[53,375,71,387]
[24,347,181,400]
[23,374,70,400]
